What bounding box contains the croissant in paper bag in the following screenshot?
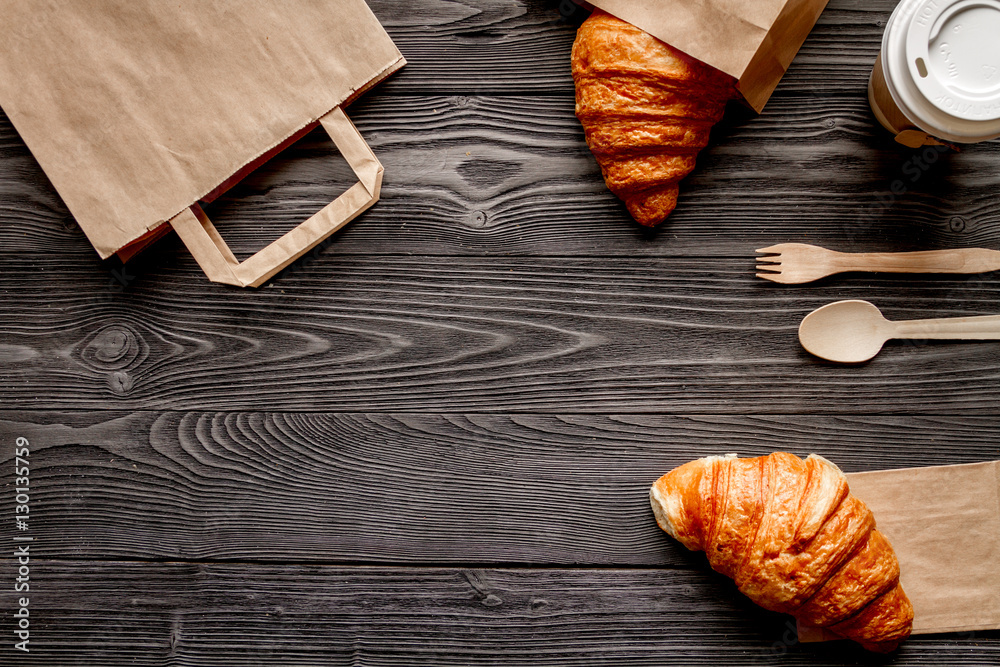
[650,452,913,652]
[572,11,737,226]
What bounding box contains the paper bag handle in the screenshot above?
[169,106,382,287]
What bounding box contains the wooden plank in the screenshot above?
[3,94,997,259]
[1,561,994,666]
[3,257,1000,413]
[3,412,997,562]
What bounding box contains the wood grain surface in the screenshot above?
[1,0,998,664]
[367,0,888,96]
[4,94,999,258]
[0,561,991,667]
[4,255,1000,413]
[3,411,998,563]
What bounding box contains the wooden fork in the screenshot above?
[755,243,1000,284]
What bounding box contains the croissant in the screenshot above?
[650,452,913,652]
[571,11,737,226]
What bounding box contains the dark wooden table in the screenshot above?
[2,1,999,664]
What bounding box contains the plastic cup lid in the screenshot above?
[906,0,1000,123]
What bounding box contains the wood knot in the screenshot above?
[108,371,134,396]
[465,210,488,228]
[80,324,144,371]
[463,570,503,607]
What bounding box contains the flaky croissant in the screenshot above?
[571,11,736,226]
[650,452,913,652]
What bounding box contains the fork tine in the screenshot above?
[755,244,785,254]
[755,264,781,272]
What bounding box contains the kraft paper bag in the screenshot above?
[587,0,830,112]
[0,0,405,287]
[799,460,1000,642]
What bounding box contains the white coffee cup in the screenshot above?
[869,0,1000,146]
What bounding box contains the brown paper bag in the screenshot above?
[799,460,1000,642]
[0,0,405,287]
[587,0,829,112]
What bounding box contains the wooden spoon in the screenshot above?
[798,300,1000,363]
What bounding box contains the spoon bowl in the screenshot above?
[798,300,1000,363]
[798,300,892,363]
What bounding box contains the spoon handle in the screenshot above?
[894,314,1000,340]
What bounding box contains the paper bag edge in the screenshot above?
[737,0,831,112]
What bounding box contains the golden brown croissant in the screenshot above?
[572,11,737,226]
[650,452,913,652]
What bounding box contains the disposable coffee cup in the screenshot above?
[869,0,1000,147]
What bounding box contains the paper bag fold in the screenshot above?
[799,460,1000,642]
